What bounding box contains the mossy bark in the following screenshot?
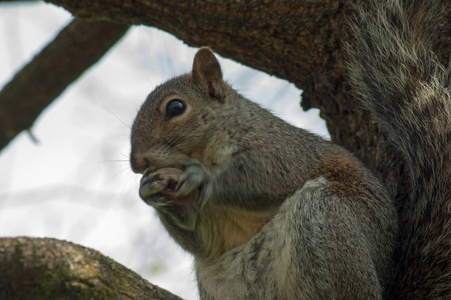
[0,237,182,300]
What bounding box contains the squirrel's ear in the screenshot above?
[192,47,224,100]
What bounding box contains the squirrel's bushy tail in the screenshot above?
[346,0,451,298]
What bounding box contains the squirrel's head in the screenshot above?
[130,47,238,174]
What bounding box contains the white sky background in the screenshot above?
[0,2,328,299]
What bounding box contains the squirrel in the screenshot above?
[130,0,449,299]
[346,0,451,298]
[130,46,398,298]
[130,45,397,299]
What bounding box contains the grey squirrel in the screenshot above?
[130,0,450,298]
[130,46,397,299]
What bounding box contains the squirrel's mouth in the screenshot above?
[143,164,185,176]
[131,148,187,174]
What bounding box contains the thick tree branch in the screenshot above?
[45,1,347,121]
[0,237,183,300]
[0,18,129,151]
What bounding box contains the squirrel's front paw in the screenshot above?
[140,168,197,207]
[176,162,213,207]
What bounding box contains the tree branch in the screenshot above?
[0,18,129,151]
[0,237,183,300]
[46,0,346,116]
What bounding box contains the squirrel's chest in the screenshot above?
[195,217,292,300]
[195,251,280,300]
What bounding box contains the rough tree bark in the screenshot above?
[0,0,450,298]
[0,237,182,300]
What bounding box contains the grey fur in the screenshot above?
[130,46,398,298]
[196,176,392,299]
[346,0,451,298]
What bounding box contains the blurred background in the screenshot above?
[0,2,328,299]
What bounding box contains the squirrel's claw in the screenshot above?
[176,161,212,207]
[140,170,166,197]
[198,181,213,209]
[139,170,169,206]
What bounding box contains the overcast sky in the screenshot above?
[0,2,328,299]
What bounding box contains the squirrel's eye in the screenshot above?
[166,99,186,119]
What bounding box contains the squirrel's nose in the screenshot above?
[130,152,149,174]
